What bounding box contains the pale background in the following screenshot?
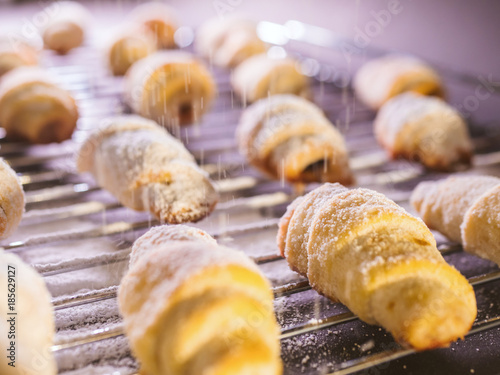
[1,0,499,77]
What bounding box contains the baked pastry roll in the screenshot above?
[374,92,473,171]
[232,53,309,103]
[279,183,476,350]
[41,1,91,54]
[131,2,179,49]
[129,224,216,265]
[107,29,157,76]
[196,17,267,68]
[0,251,56,375]
[0,67,78,144]
[125,51,216,127]
[411,175,500,266]
[0,159,24,240]
[237,95,353,184]
[0,38,38,77]
[119,225,283,375]
[354,54,444,110]
[77,115,218,223]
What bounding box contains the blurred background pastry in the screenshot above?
[130,1,179,49]
[0,66,78,143]
[232,53,309,103]
[125,51,216,127]
[0,37,38,77]
[196,16,267,68]
[354,54,445,110]
[40,1,91,54]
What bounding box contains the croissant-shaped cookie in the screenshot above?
[0,251,56,375]
[107,29,157,76]
[77,115,218,223]
[278,183,476,350]
[0,38,38,77]
[41,1,91,54]
[125,51,216,127]
[0,159,24,240]
[0,67,78,144]
[411,175,500,266]
[354,54,444,110]
[131,2,179,49]
[374,92,473,170]
[196,17,267,68]
[119,225,283,375]
[237,95,353,184]
[232,53,309,103]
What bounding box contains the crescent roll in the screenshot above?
[411,175,500,266]
[131,2,179,49]
[0,251,56,375]
[0,67,78,144]
[196,17,267,68]
[237,95,353,184]
[41,1,91,54]
[278,183,476,350]
[0,38,38,77]
[119,225,283,375]
[354,54,444,110]
[125,51,216,127]
[108,29,157,76]
[374,92,473,171]
[232,53,309,103]
[0,159,24,240]
[77,115,218,223]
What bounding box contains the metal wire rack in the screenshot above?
[2,20,500,375]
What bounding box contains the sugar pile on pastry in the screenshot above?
[354,54,444,110]
[237,94,353,185]
[118,225,283,375]
[375,92,473,171]
[278,183,476,350]
[77,115,218,223]
[412,175,500,266]
[0,66,78,144]
[125,51,216,127]
[196,16,267,68]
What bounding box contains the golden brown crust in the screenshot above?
[125,51,216,127]
[280,184,477,350]
[118,227,282,375]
